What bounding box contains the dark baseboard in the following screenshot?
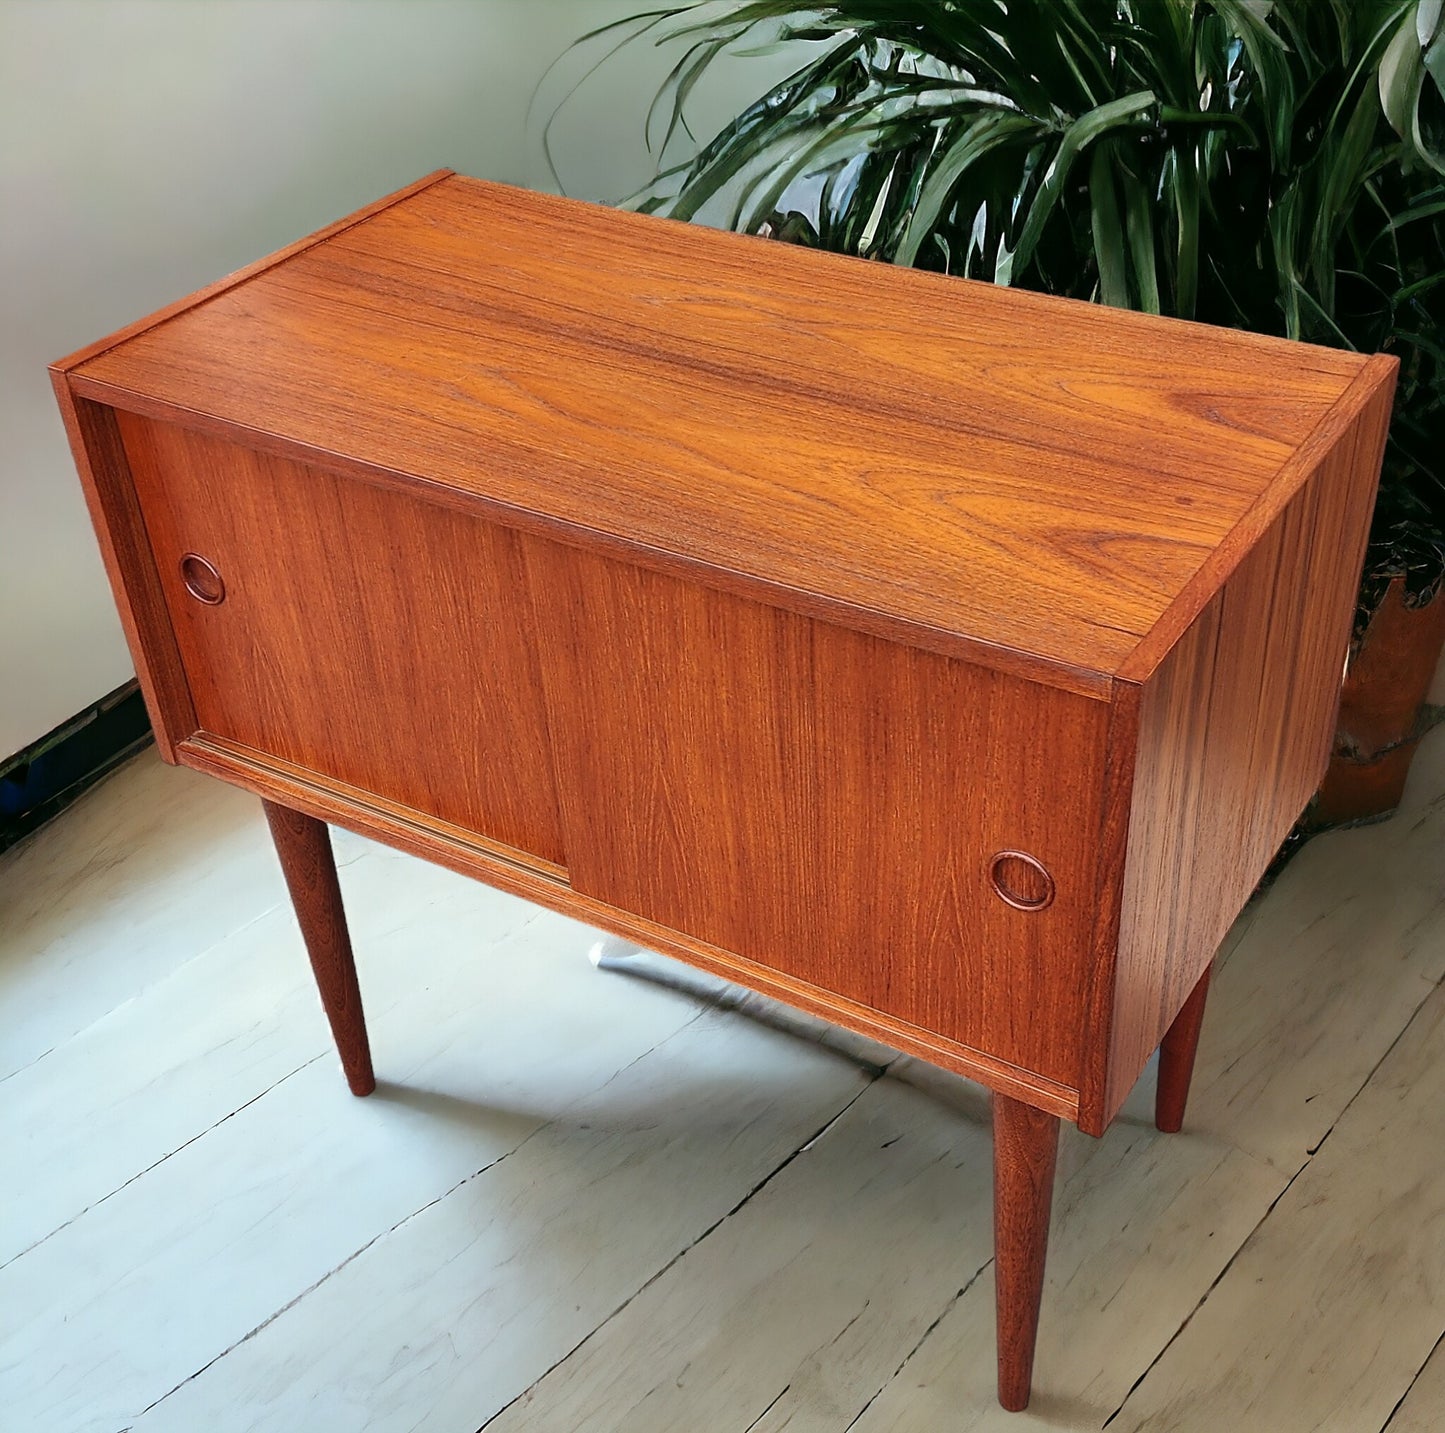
[0,682,154,855]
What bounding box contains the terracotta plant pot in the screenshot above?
[1312,575,1445,827]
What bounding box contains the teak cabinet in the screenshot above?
[52,170,1396,1413]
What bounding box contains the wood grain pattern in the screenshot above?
[1155,963,1211,1134]
[178,731,1081,1121]
[1116,354,1399,685]
[524,538,1111,1091]
[63,174,1373,696]
[1082,378,1395,1133]
[45,389,196,761]
[116,412,567,865]
[992,1093,1059,1412]
[261,800,374,1097]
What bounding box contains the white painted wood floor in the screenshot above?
[3,729,1443,1433]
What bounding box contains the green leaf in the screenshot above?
[1089,142,1129,308]
[1420,0,1444,48]
[1416,18,1445,170]
[734,103,905,231]
[1293,281,1356,347]
[1312,83,1387,311]
[895,110,1038,266]
[1391,192,1445,226]
[1120,162,1161,314]
[538,8,683,190]
[1380,9,1425,138]
[647,35,735,158]
[1000,90,1157,283]
[1172,150,1200,319]
[1394,269,1445,305]
[1270,192,1304,340]
[1211,0,1295,164]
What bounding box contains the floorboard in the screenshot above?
[1108,977,1445,1432]
[0,758,280,1080]
[479,1075,997,1433]
[127,1014,870,1433]
[0,727,1440,1432]
[1386,1332,1445,1432]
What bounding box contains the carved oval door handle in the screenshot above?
[989,850,1055,911]
[179,553,226,605]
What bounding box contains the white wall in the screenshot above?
[0,0,790,758]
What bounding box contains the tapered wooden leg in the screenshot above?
[262,800,375,1096]
[992,1092,1059,1412]
[1156,962,1212,1133]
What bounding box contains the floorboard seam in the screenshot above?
[130,1134,539,1424]
[0,1049,327,1272]
[474,1071,884,1432]
[1097,1149,1312,1430]
[1101,971,1445,1429]
[0,1041,56,1087]
[580,1006,709,1103]
[1304,966,1443,1158]
[842,1257,994,1433]
[742,1384,791,1431]
[1379,1324,1445,1430]
[123,1000,705,1424]
[0,898,288,1090]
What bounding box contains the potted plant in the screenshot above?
[564,0,1445,825]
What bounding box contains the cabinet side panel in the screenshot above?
[46,382,196,760]
[525,539,1111,1091]
[1098,387,1392,1125]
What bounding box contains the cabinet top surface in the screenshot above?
[63,171,1389,693]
